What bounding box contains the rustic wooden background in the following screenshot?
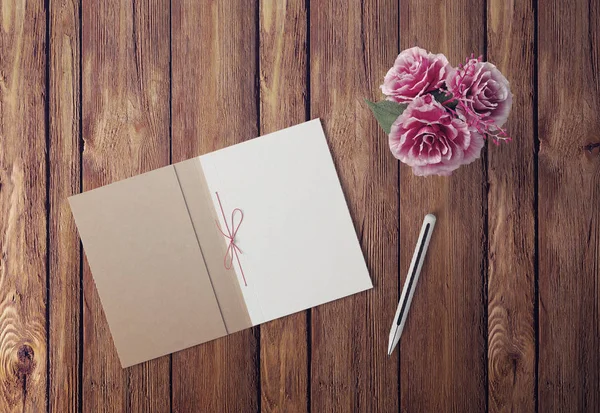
[0,0,599,411]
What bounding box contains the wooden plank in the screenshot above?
[309,0,399,411]
[49,0,81,412]
[81,0,171,411]
[538,0,600,409]
[398,1,487,411]
[486,0,537,411]
[0,1,48,411]
[170,1,260,411]
[258,1,309,412]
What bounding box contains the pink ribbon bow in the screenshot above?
[215,192,247,286]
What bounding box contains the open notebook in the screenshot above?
[69,119,372,367]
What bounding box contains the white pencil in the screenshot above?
[387,214,436,356]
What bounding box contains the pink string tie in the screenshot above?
[215,192,247,286]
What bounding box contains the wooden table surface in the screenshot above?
[1,0,599,412]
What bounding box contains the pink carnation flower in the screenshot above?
[381,47,450,103]
[447,57,513,127]
[389,94,484,176]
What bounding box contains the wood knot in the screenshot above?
[584,142,600,159]
[16,345,35,376]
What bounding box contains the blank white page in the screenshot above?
[199,119,372,325]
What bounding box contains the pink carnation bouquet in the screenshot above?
[367,46,513,176]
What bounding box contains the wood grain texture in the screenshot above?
[486,1,537,412]
[4,1,600,411]
[399,0,487,411]
[170,1,260,412]
[538,0,600,410]
[81,0,171,411]
[0,1,48,411]
[49,0,81,411]
[259,1,309,412]
[309,0,400,411]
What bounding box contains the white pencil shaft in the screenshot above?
[388,214,436,354]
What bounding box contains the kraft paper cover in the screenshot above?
[69,163,251,367]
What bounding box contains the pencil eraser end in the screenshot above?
[424,213,436,224]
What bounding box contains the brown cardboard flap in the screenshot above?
[69,166,228,367]
[173,159,251,333]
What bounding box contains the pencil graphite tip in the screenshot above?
[388,345,396,356]
[388,327,399,356]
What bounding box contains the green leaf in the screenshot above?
[430,89,453,104]
[430,89,459,110]
[365,99,408,134]
[445,100,459,110]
